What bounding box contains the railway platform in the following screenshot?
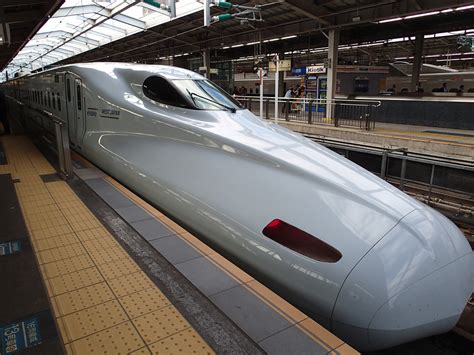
[279,121,474,161]
[0,134,358,355]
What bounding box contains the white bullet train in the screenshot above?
[3,63,473,351]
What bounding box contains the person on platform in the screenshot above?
[0,89,10,135]
[282,86,294,113]
[459,85,465,93]
[441,83,448,92]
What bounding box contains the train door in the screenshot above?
[74,78,85,144]
[65,75,76,145]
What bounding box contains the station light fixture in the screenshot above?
[378,5,474,24]
[455,4,474,11]
[404,11,440,19]
[378,17,402,23]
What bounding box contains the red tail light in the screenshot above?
[262,219,342,263]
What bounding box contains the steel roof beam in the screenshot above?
[53,5,111,18]
[97,21,128,35]
[72,36,100,46]
[35,30,74,40]
[113,14,147,29]
[64,23,113,41]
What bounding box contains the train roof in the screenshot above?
[10,62,205,82]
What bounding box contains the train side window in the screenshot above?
[76,84,81,110]
[67,78,71,102]
[142,76,190,108]
[57,93,61,111]
[52,93,56,109]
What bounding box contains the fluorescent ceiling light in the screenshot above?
[455,4,474,11]
[231,43,244,48]
[246,41,259,45]
[281,35,297,40]
[378,17,402,23]
[441,8,454,13]
[405,11,440,19]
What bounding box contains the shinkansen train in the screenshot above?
[2,63,473,351]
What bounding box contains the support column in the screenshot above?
[326,29,339,119]
[202,48,211,79]
[410,34,424,92]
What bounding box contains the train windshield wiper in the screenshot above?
[189,92,236,113]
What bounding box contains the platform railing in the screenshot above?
[6,96,73,179]
[234,95,381,130]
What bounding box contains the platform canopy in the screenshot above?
[0,0,202,79]
[1,0,474,80]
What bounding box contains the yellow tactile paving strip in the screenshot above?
[1,136,214,355]
[103,170,358,354]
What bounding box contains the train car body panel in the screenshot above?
[2,62,473,351]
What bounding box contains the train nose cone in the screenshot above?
[332,208,474,351]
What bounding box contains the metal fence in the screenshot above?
[235,95,381,130]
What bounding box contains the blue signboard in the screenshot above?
[291,66,306,75]
[1,318,42,354]
[0,241,21,256]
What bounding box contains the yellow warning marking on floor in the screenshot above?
[132,305,191,344]
[119,287,171,319]
[149,328,214,355]
[1,136,215,355]
[65,322,145,355]
[40,254,95,279]
[51,282,115,317]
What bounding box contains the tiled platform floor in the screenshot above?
[1,136,213,355]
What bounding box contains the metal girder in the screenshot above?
[35,30,74,40]
[98,21,128,35]
[64,23,112,41]
[53,5,111,18]
[61,43,86,52]
[282,0,332,25]
[54,47,75,55]
[113,14,146,29]
[72,35,100,46]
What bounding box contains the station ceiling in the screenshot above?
[1,0,474,76]
[56,0,474,67]
[0,0,63,72]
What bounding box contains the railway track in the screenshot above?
[387,178,474,247]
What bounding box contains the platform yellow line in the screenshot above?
[1,136,214,355]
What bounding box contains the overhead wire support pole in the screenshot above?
[169,0,176,18]
[274,54,279,124]
[204,0,211,27]
[260,67,264,119]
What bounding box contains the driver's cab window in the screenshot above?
[143,76,190,108]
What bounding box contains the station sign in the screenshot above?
[1,318,42,354]
[291,67,306,75]
[269,59,291,72]
[306,65,326,74]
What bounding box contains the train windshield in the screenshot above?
[173,79,243,112]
